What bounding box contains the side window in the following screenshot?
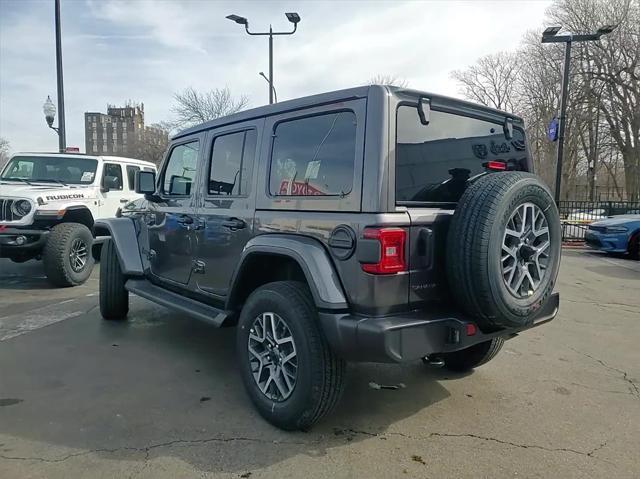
[269,111,356,196]
[102,163,123,191]
[208,130,256,196]
[162,141,199,196]
[126,165,140,190]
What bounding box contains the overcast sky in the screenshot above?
[0,0,552,154]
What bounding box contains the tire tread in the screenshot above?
[99,239,129,320]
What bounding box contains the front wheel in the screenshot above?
[99,239,129,320]
[442,338,505,372]
[236,281,346,431]
[43,223,94,287]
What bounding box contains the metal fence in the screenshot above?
[558,200,640,242]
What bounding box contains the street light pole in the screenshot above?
[555,40,571,204]
[269,26,274,105]
[541,24,616,203]
[54,0,66,152]
[259,72,278,103]
[226,12,300,105]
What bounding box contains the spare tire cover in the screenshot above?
[446,172,561,330]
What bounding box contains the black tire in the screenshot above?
[236,281,346,431]
[446,172,561,330]
[628,232,639,260]
[99,239,129,320]
[43,222,94,287]
[443,338,505,372]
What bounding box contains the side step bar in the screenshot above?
[125,279,229,327]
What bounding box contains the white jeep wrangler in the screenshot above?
[0,152,156,286]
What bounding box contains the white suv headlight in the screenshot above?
[11,199,32,217]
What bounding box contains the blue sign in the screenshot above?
[547,117,559,141]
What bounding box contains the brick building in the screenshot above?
[84,103,168,161]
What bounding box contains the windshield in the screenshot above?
[396,106,528,203]
[1,156,98,185]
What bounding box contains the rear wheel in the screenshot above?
[236,281,346,431]
[99,239,129,320]
[43,223,94,287]
[443,338,505,372]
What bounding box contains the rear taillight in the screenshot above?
[361,227,407,274]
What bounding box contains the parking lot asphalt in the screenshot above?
[0,250,639,479]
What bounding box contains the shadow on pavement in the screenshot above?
[0,259,53,290]
[0,299,450,474]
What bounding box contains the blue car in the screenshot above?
[585,214,640,259]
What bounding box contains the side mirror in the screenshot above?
[135,170,156,194]
[503,117,514,140]
[418,97,430,125]
[169,175,191,196]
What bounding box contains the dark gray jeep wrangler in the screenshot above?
[97,85,561,431]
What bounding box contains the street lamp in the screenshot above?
[541,24,616,202]
[226,12,300,104]
[43,96,57,131]
[259,72,278,103]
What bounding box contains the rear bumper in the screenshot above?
[319,293,559,363]
[0,227,49,256]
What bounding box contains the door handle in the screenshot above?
[221,217,246,230]
[119,198,130,203]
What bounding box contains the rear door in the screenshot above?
[394,102,530,308]
[192,121,261,298]
[147,136,202,285]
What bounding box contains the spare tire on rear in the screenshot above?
[446,172,561,330]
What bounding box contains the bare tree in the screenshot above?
[449,0,640,201]
[0,137,10,170]
[130,124,170,166]
[451,52,521,112]
[172,87,249,129]
[368,74,409,88]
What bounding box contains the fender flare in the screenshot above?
[227,234,349,311]
[94,217,144,276]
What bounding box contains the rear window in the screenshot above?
[396,106,527,203]
[269,111,356,196]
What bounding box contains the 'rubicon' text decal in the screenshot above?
[45,193,86,201]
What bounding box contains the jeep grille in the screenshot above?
[0,198,18,222]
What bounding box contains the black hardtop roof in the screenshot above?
[173,85,522,140]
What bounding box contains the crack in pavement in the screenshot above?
[562,299,639,315]
[0,435,306,465]
[335,428,610,461]
[0,430,613,467]
[570,347,640,400]
[541,378,634,396]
